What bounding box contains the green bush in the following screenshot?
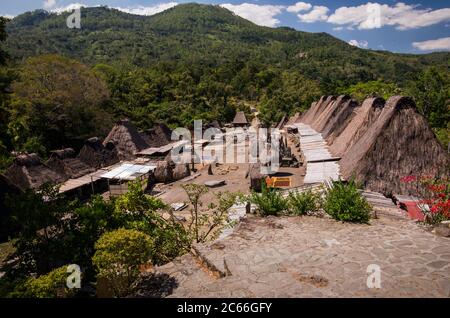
[11,266,77,298]
[92,228,154,297]
[288,190,321,215]
[323,181,372,223]
[250,183,288,216]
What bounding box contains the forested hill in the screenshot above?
[4,4,449,88]
[0,3,448,163]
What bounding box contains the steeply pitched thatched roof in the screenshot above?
[103,119,150,160]
[302,95,450,196]
[46,148,95,179]
[4,153,67,191]
[141,123,172,148]
[78,137,120,169]
[232,111,248,125]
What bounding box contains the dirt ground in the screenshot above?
[155,131,305,218]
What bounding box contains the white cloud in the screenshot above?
[1,14,15,19]
[328,2,450,30]
[348,39,369,48]
[220,3,285,27]
[333,26,343,31]
[50,2,177,16]
[412,37,450,51]
[43,0,57,10]
[114,3,178,16]
[52,3,87,14]
[287,2,312,13]
[297,5,329,23]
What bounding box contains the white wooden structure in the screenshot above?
[294,123,340,184]
[100,163,156,197]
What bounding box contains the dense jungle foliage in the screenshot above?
[0,3,448,168]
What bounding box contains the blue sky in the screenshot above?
[1,1,449,54]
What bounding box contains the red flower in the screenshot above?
[400,175,417,183]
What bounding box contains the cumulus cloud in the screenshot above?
[114,3,178,16]
[348,39,369,48]
[412,37,450,51]
[220,3,285,27]
[52,3,87,14]
[51,2,178,16]
[333,26,343,31]
[297,5,329,23]
[287,2,312,13]
[328,2,450,30]
[1,14,15,19]
[43,0,57,10]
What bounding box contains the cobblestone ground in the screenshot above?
[156,215,450,297]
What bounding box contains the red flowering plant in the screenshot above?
[400,175,450,224]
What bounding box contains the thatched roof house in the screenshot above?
[78,137,119,169]
[46,148,95,179]
[3,153,67,191]
[302,95,450,196]
[103,119,150,160]
[232,111,249,127]
[141,123,172,148]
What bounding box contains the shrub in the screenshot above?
[13,266,78,298]
[250,183,288,216]
[400,175,450,224]
[288,190,321,215]
[92,228,154,297]
[323,180,372,223]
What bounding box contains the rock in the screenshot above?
[433,224,450,237]
[154,160,174,183]
[204,180,226,188]
[172,163,190,181]
[174,215,187,222]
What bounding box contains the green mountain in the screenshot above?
[4,3,449,88]
[0,3,448,158]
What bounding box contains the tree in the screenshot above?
[9,55,114,152]
[182,184,242,243]
[6,184,77,274]
[182,183,209,243]
[0,17,13,170]
[340,80,403,102]
[407,67,449,128]
[0,17,8,65]
[92,228,154,297]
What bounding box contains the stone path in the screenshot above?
[155,215,450,297]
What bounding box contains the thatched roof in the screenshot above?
[275,115,288,129]
[4,153,67,191]
[329,97,385,156]
[103,119,149,160]
[141,123,172,148]
[78,137,120,169]
[232,111,248,125]
[300,96,335,125]
[286,112,301,126]
[303,95,450,195]
[46,148,95,179]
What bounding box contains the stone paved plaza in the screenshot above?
[156,214,450,297]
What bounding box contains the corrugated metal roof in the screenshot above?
[294,123,340,184]
[100,163,156,180]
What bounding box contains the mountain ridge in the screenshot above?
[4,3,448,89]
